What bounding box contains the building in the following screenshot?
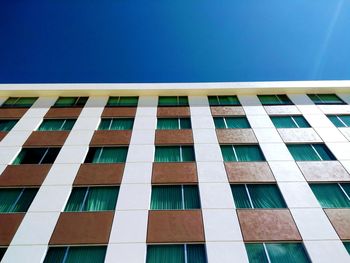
[0,81,349,263]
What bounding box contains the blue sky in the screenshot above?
[1,0,350,83]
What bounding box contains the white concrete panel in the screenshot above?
[0,147,21,165]
[190,116,215,129]
[130,130,155,145]
[338,93,350,105]
[0,130,32,146]
[197,162,228,183]
[73,117,100,130]
[192,129,219,144]
[315,128,347,142]
[105,243,146,263]
[253,128,283,143]
[318,105,350,114]
[190,106,212,116]
[42,163,81,186]
[245,116,274,128]
[12,117,43,131]
[116,184,151,210]
[2,245,47,263]
[121,162,152,184]
[339,160,350,174]
[133,117,157,130]
[199,183,234,209]
[194,144,223,162]
[54,146,89,164]
[126,145,154,162]
[64,130,94,146]
[339,128,350,141]
[327,142,350,160]
[268,161,307,181]
[84,96,108,107]
[278,182,320,208]
[137,96,158,107]
[260,143,294,161]
[0,164,6,175]
[303,114,334,128]
[304,240,350,263]
[206,242,249,263]
[188,95,209,107]
[288,94,314,106]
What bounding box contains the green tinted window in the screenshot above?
[271,116,310,128]
[214,117,250,128]
[258,95,293,105]
[328,115,350,127]
[0,247,6,261]
[98,118,134,130]
[38,119,76,131]
[221,145,265,162]
[84,147,128,163]
[157,118,191,130]
[44,246,107,263]
[0,120,18,132]
[344,242,350,254]
[155,146,195,162]
[310,183,350,208]
[13,148,61,164]
[158,96,188,106]
[208,96,240,106]
[107,96,138,106]
[2,97,37,108]
[308,94,344,105]
[287,144,335,161]
[0,188,38,213]
[54,97,88,107]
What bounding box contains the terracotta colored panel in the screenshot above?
[225,162,275,183]
[155,130,193,145]
[90,130,132,146]
[50,212,114,245]
[278,128,322,143]
[74,163,124,185]
[237,209,301,241]
[0,213,25,245]
[0,132,7,141]
[147,210,204,243]
[24,131,69,146]
[152,163,197,184]
[0,164,52,187]
[216,129,257,144]
[102,107,136,117]
[0,108,28,118]
[264,106,300,115]
[297,161,350,181]
[157,107,190,117]
[210,106,245,116]
[45,108,83,118]
[325,209,350,239]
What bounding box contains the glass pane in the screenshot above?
[343,242,350,254]
[271,116,297,128]
[258,95,280,105]
[0,189,22,213]
[308,94,322,104]
[178,96,189,106]
[245,243,269,263]
[41,148,61,164]
[65,187,87,212]
[310,184,350,208]
[38,119,65,131]
[157,118,179,130]
[0,120,17,132]
[12,148,47,165]
[218,96,240,106]
[2,97,18,107]
[110,118,133,130]
[293,116,310,128]
[234,145,265,162]
[180,118,191,129]
[43,247,67,263]
[106,97,120,106]
[151,186,182,210]
[328,116,346,127]
[13,188,38,212]
[317,94,344,104]
[62,119,76,130]
[147,245,184,263]
[16,97,37,107]
[221,145,237,162]
[0,247,6,261]
[213,117,226,128]
[266,243,310,263]
[118,97,138,106]
[248,184,287,208]
[287,145,321,161]
[84,187,119,211]
[155,146,181,162]
[341,183,350,196]
[158,97,178,106]
[75,97,88,106]
[208,96,219,106]
[98,119,112,130]
[225,117,251,128]
[183,185,201,209]
[66,246,107,263]
[231,185,252,208]
[55,97,77,107]
[187,244,207,263]
[181,146,195,162]
[88,147,128,163]
[312,144,335,160]
[340,115,350,127]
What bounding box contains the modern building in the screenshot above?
[0,81,349,263]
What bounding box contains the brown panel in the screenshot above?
[74,163,124,185]
[0,164,52,187]
[210,106,245,116]
[225,162,275,183]
[152,163,197,184]
[297,161,350,181]
[45,108,83,118]
[264,106,300,115]
[278,128,322,143]
[216,129,257,144]
[155,130,193,145]
[50,212,114,245]
[102,107,137,117]
[0,214,25,245]
[325,209,350,239]
[0,132,7,141]
[24,131,69,146]
[90,130,132,146]
[147,210,204,243]
[0,108,28,118]
[237,209,301,241]
[157,107,190,117]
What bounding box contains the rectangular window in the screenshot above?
[13,148,61,165]
[158,96,189,107]
[221,145,265,162]
[146,244,207,263]
[84,147,128,163]
[270,116,310,128]
[258,95,293,105]
[157,118,191,130]
[214,117,250,129]
[287,144,336,161]
[245,243,310,263]
[98,118,134,130]
[106,96,139,107]
[0,119,18,132]
[328,115,350,127]
[44,246,107,263]
[0,247,6,261]
[308,94,345,105]
[208,95,240,106]
[1,97,37,108]
[151,185,200,210]
[38,119,76,131]
[0,188,38,213]
[344,242,350,255]
[231,184,286,209]
[65,187,119,212]
[54,97,88,107]
[155,146,195,162]
[310,183,350,208]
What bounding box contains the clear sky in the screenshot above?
[1,0,350,83]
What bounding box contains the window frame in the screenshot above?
[287,144,336,161]
[53,97,88,108]
[106,96,139,107]
[208,95,241,106]
[270,115,310,128]
[154,145,196,163]
[12,147,61,165]
[156,117,192,130]
[308,94,345,105]
[221,144,266,162]
[84,147,128,164]
[98,118,134,131]
[213,116,251,129]
[310,183,350,208]
[158,96,189,107]
[0,188,38,213]
[1,97,38,108]
[37,119,76,131]
[0,119,18,132]
[258,95,293,106]
[327,115,350,127]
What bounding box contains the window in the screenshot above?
[0,247,6,261]
[231,184,286,209]
[85,147,128,163]
[155,146,195,162]
[158,96,188,107]
[287,144,336,161]
[65,187,119,212]
[1,97,37,108]
[54,97,88,107]
[208,95,240,106]
[98,118,134,130]
[344,242,350,254]
[106,96,138,107]
[13,148,61,165]
[270,116,310,128]
[44,246,107,263]
[151,185,200,210]
[221,145,265,162]
[146,244,207,263]
[245,243,310,263]
[308,94,345,105]
[214,117,250,129]
[0,188,38,213]
[258,95,293,105]
[157,118,191,130]
[38,119,76,131]
[310,183,350,208]
[327,115,350,127]
[0,119,18,132]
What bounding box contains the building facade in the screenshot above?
[0,81,349,263]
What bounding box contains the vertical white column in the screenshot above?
[2,96,107,263]
[189,96,249,263]
[105,96,157,263]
